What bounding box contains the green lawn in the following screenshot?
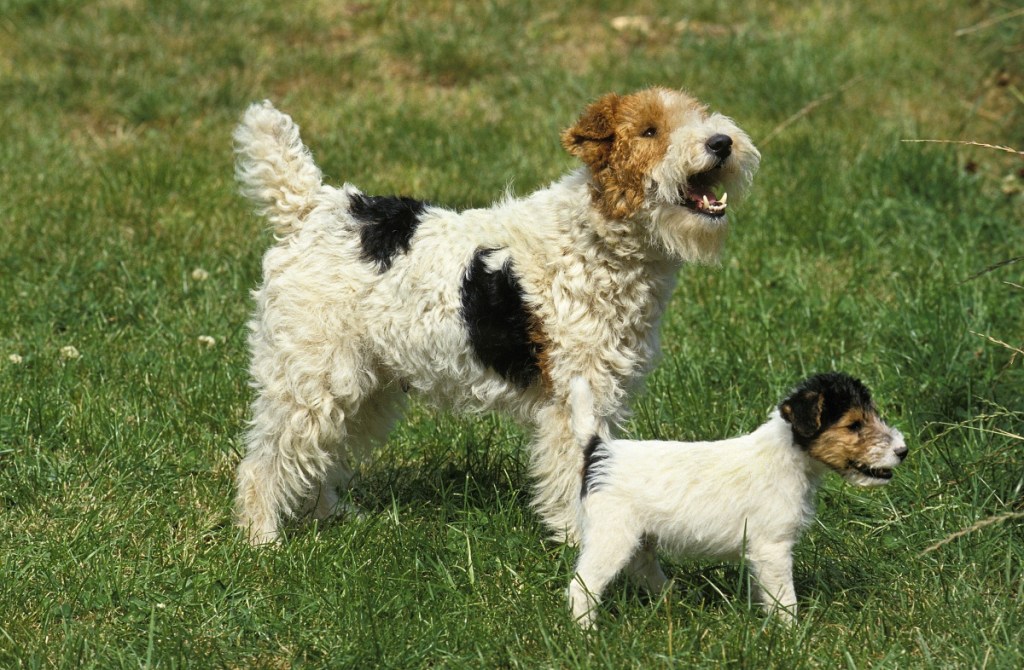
[1,1,1022,667]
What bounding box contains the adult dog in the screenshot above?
[232,88,760,545]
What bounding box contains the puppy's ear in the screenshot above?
[561,93,619,171]
[780,390,824,439]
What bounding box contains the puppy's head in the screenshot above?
[779,373,908,486]
[562,87,760,262]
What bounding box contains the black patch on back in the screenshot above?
[351,194,428,272]
[460,248,541,389]
[581,435,608,498]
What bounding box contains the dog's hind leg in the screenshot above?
[235,389,344,545]
[236,302,391,545]
[302,385,407,521]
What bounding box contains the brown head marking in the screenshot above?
[562,89,677,219]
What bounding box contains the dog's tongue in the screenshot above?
[689,184,716,202]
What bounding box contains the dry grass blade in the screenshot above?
[919,511,1024,556]
[900,139,1024,157]
[954,7,1024,37]
[970,331,1024,363]
[961,256,1024,283]
[760,76,863,146]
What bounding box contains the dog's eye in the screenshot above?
[641,127,657,138]
[848,421,862,432]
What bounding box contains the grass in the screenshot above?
[1,0,1022,667]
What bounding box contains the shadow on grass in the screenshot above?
[357,435,529,513]
[592,549,889,624]
[266,431,535,545]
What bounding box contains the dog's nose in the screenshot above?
[895,444,909,462]
[706,134,733,160]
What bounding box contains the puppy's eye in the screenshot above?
[641,127,657,138]
[848,421,862,432]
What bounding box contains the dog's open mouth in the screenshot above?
[853,463,894,481]
[679,168,727,218]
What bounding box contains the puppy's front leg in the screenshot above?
[748,542,797,623]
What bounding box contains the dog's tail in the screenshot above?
[233,101,323,237]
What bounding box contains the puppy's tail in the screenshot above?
[568,376,602,451]
[569,376,613,499]
[233,101,323,237]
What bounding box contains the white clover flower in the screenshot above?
[60,345,81,360]
[8,353,23,364]
[611,15,653,33]
[197,335,217,348]
[191,268,210,281]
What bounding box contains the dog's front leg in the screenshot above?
[527,402,586,544]
[748,542,797,623]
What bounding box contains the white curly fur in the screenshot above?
[232,89,760,545]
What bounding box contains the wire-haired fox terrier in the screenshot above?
[566,372,908,628]
[231,88,760,545]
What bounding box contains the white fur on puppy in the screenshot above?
[567,373,907,628]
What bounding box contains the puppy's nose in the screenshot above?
[895,444,909,462]
[706,133,733,160]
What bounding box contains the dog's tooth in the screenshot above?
[720,192,728,204]
[702,195,710,209]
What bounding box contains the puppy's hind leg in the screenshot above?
[568,509,643,629]
[626,535,669,595]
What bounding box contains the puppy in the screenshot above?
[566,373,907,628]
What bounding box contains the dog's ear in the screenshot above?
[780,390,824,439]
[561,93,620,171]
